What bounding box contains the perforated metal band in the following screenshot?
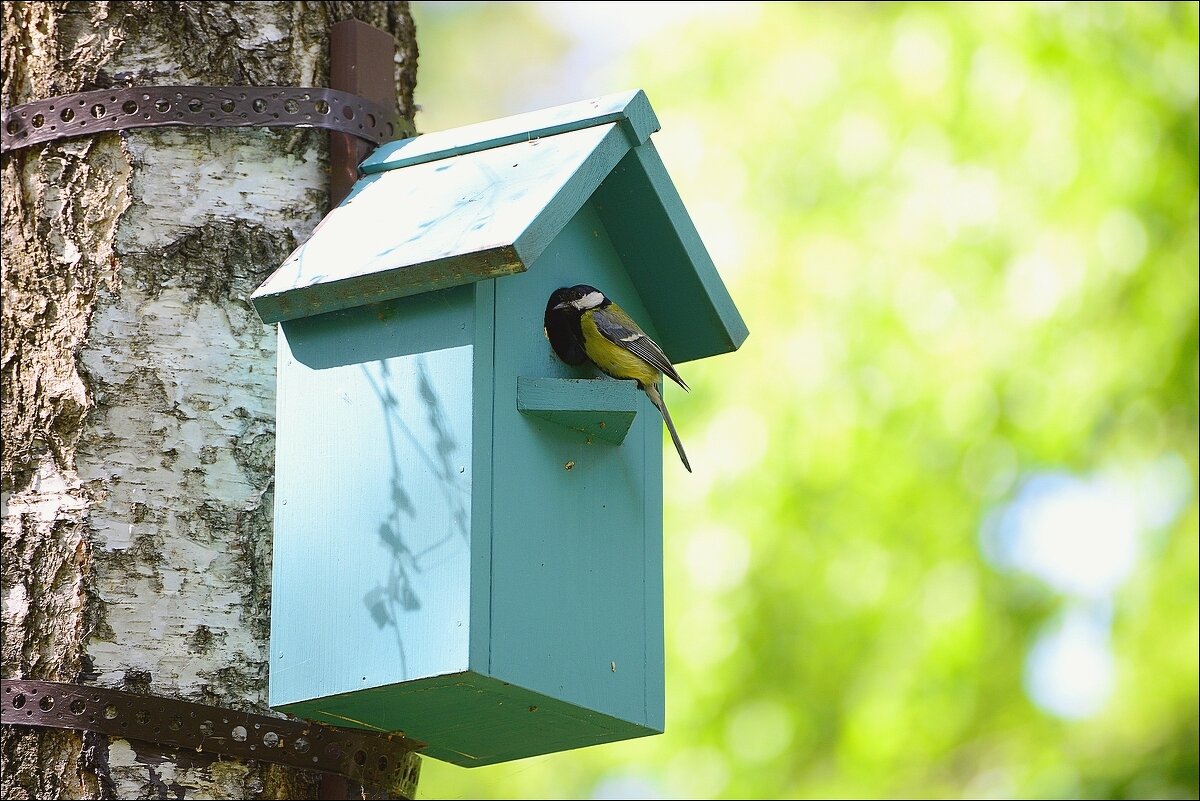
[0,679,423,788]
[1,85,413,153]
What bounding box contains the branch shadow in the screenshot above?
[359,355,470,680]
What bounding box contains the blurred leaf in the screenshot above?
[411,2,1199,798]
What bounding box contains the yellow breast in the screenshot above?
[580,311,661,387]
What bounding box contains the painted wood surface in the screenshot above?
[468,280,495,677]
[269,287,476,708]
[251,123,631,325]
[361,89,659,173]
[485,200,665,733]
[516,376,639,444]
[269,258,664,764]
[277,670,658,766]
[593,141,750,364]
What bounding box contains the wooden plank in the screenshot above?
[488,201,664,731]
[269,288,476,707]
[277,670,659,767]
[642,381,665,731]
[280,284,477,368]
[252,124,623,324]
[516,377,639,444]
[593,141,750,364]
[361,89,658,174]
[511,124,632,271]
[468,279,495,676]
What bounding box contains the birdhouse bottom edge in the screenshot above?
[272,670,661,767]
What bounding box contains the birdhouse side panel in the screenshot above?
[485,200,665,731]
[269,288,477,709]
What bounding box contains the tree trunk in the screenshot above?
[1,2,419,798]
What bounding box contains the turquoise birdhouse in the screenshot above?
[251,90,747,767]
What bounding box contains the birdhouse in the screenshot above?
[251,90,747,766]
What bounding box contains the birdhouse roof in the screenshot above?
[251,90,746,363]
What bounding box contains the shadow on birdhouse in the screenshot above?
[251,90,747,766]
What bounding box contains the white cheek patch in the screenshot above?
[571,291,605,310]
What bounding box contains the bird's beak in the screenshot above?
[553,301,571,310]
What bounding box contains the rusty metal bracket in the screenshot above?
[0,84,413,154]
[0,678,423,788]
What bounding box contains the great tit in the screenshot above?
[544,285,692,472]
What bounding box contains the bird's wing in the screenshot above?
[592,306,689,391]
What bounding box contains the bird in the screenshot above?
[544,284,692,472]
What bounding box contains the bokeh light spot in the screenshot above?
[1024,609,1115,719]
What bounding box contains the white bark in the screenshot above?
[75,127,310,796]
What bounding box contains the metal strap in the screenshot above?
[1,85,413,153]
[0,679,423,786]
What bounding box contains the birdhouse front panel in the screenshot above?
[490,199,665,732]
[252,90,748,768]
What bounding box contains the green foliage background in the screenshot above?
[410,3,1199,798]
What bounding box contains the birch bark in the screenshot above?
[1,3,419,797]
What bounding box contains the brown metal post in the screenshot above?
[330,19,399,207]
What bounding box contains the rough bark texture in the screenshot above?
[1,2,419,798]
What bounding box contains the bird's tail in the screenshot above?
[646,382,692,473]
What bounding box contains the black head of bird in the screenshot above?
[544,286,590,366]
[543,284,692,472]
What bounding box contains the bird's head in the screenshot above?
[549,284,607,313]
[544,285,598,366]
